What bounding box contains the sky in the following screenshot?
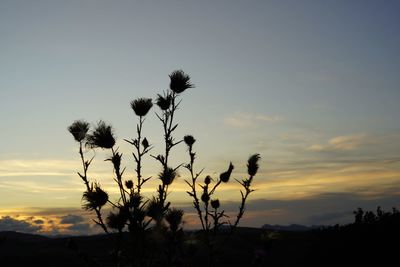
[0,0,399,235]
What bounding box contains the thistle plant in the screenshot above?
[151,70,194,222]
[68,70,260,266]
[183,135,261,265]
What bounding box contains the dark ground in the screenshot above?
[1,222,398,267]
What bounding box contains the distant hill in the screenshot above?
[0,231,49,241]
[1,220,399,267]
[262,224,323,232]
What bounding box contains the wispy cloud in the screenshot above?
[0,159,78,177]
[224,112,283,128]
[308,134,367,152]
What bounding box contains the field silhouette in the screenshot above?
[1,208,399,266]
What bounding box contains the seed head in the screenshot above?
[211,199,220,209]
[82,184,109,210]
[247,154,261,176]
[125,180,133,189]
[201,192,210,203]
[107,207,128,231]
[169,70,194,94]
[68,120,90,142]
[220,162,234,183]
[86,121,115,149]
[156,93,172,110]
[159,167,177,186]
[183,135,196,148]
[142,137,149,149]
[130,98,153,117]
[146,198,163,222]
[165,208,184,232]
[129,193,142,208]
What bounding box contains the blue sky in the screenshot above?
[0,0,399,234]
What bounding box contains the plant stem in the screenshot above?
[111,147,127,205]
[136,116,144,193]
[78,142,108,233]
[159,92,178,208]
[233,175,254,229]
[186,146,205,230]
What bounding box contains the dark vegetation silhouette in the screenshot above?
[1,206,398,266]
[67,70,261,267]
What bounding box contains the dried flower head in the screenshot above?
[220,162,234,183]
[211,199,220,209]
[169,70,194,94]
[204,175,211,185]
[130,98,153,117]
[107,152,122,171]
[125,180,134,189]
[159,167,177,186]
[183,135,196,147]
[107,207,128,231]
[86,121,115,149]
[130,193,142,208]
[201,192,210,203]
[82,184,109,210]
[146,198,163,222]
[156,93,172,110]
[247,154,261,176]
[165,208,184,232]
[142,137,149,149]
[68,120,90,142]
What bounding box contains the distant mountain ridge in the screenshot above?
[262,224,323,231]
[0,231,49,241]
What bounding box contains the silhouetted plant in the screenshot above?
[183,133,261,265]
[68,70,260,267]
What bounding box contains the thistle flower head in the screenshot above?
[211,199,220,209]
[169,70,194,94]
[156,92,172,110]
[159,167,177,186]
[130,98,153,117]
[142,137,149,149]
[129,193,142,208]
[146,198,163,222]
[183,135,196,148]
[107,152,122,171]
[82,184,109,210]
[247,154,261,176]
[220,162,234,183]
[106,207,128,231]
[68,120,90,142]
[165,208,184,232]
[125,180,133,189]
[201,192,210,203]
[204,175,211,185]
[86,121,115,149]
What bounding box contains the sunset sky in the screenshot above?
[1,0,399,235]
